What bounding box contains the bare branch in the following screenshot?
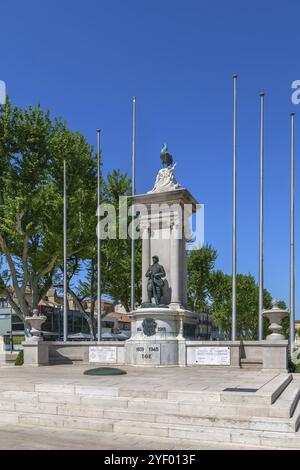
[21,234,30,291]
[0,233,20,292]
[16,210,25,235]
[38,255,58,278]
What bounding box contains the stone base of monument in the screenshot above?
[125,307,198,366]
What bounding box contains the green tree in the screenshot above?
[187,244,217,311]
[209,271,273,340]
[0,100,97,324]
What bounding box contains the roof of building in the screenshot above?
[106,311,131,323]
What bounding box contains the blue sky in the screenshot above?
[1,0,299,314]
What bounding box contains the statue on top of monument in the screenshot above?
[146,256,166,305]
[148,144,181,193]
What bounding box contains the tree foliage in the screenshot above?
[187,244,217,311]
[208,271,273,340]
[0,100,96,321]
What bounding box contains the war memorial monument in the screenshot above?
[22,145,289,370]
[0,145,299,450]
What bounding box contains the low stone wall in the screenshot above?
[48,341,126,365]
[185,340,288,371]
[22,339,288,371]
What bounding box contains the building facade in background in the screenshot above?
[0,288,220,350]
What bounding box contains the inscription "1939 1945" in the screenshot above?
[135,345,160,362]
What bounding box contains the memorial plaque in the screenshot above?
[135,344,161,365]
[195,347,230,365]
[89,346,117,363]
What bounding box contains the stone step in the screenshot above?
[220,373,292,405]
[0,396,298,433]
[0,386,297,420]
[0,382,221,401]
[0,393,277,418]
[0,410,300,448]
[269,383,300,418]
[1,377,291,405]
[240,360,262,370]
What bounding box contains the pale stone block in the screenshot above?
[18,415,40,426]
[0,402,15,411]
[23,342,49,366]
[127,399,179,413]
[0,383,35,392]
[75,385,119,397]
[113,421,169,438]
[38,393,81,405]
[230,430,262,446]
[156,414,215,428]
[262,344,288,371]
[57,405,104,418]
[0,390,38,401]
[249,417,292,433]
[260,432,300,449]
[62,417,113,433]
[103,409,155,422]
[167,390,221,402]
[0,412,20,424]
[35,383,75,394]
[31,414,65,428]
[80,396,128,408]
[220,392,270,405]
[119,389,168,399]
[168,426,231,443]
[15,402,58,415]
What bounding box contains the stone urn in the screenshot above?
[262,300,289,341]
[25,309,47,343]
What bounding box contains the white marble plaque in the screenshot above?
[195,347,230,365]
[89,346,117,363]
[135,344,161,365]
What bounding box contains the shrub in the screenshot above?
[15,350,24,366]
[288,356,296,373]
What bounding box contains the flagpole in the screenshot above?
[290,113,295,352]
[97,129,102,342]
[130,97,136,311]
[258,92,265,340]
[63,159,68,342]
[232,74,237,341]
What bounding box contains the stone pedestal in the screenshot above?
[262,341,288,371]
[23,310,48,365]
[23,342,49,366]
[128,187,200,366]
[125,308,198,366]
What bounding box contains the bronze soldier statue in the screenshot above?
[146,256,166,304]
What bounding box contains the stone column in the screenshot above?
[141,223,151,304]
[170,222,181,309]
